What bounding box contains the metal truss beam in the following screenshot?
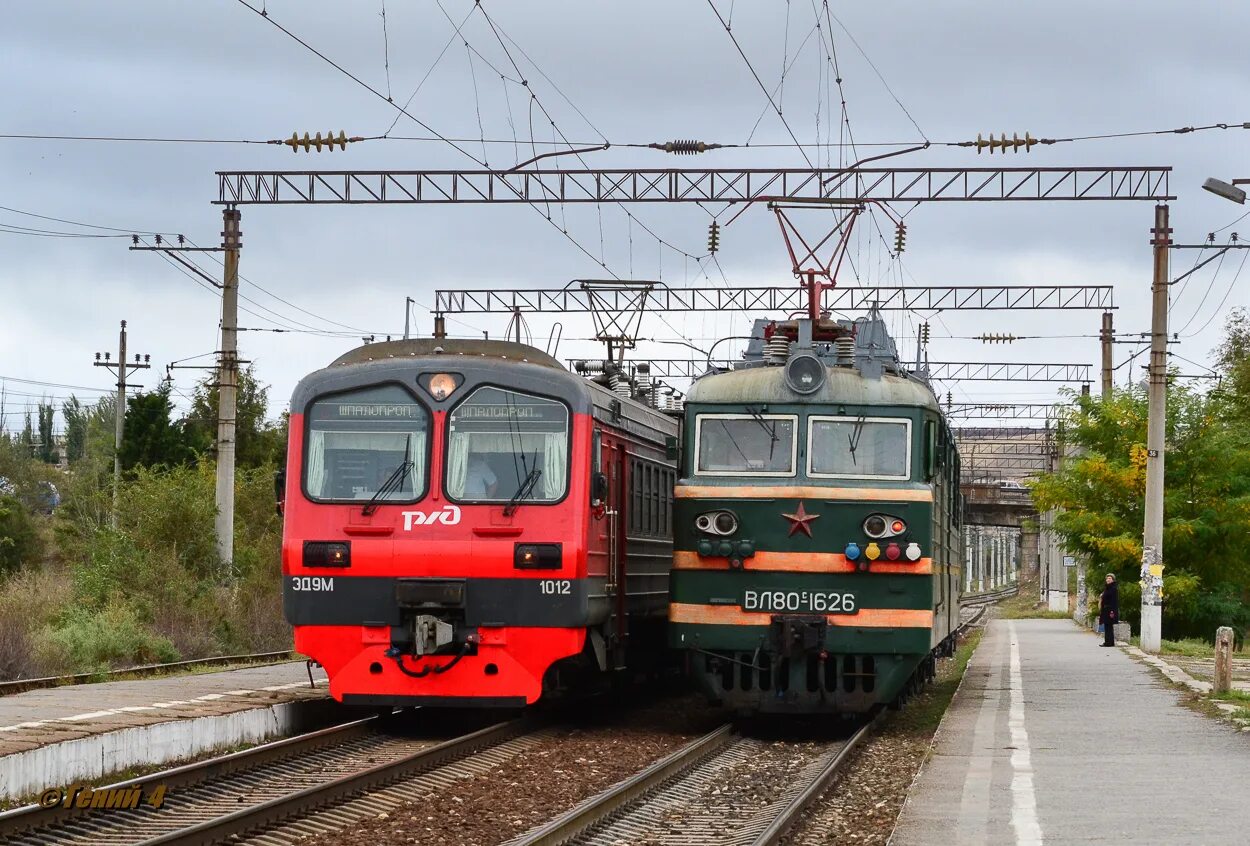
[216,167,1172,205]
[954,427,1048,439]
[945,403,1059,420]
[961,442,1054,458]
[572,359,1094,382]
[927,361,1091,383]
[437,284,1115,315]
[964,455,1052,471]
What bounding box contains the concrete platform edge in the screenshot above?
[885,622,988,845]
[1123,645,1212,693]
[0,698,340,801]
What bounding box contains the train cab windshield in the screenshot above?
[694,413,797,476]
[807,416,911,479]
[304,384,429,502]
[445,386,570,503]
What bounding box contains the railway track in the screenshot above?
[506,718,875,846]
[0,651,299,697]
[0,713,539,845]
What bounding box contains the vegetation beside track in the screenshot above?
[0,368,291,679]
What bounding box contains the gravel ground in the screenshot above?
[785,630,984,846]
[299,695,723,846]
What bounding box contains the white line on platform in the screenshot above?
[1008,621,1044,845]
[0,677,326,733]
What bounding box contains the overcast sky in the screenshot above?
[3,1,1249,431]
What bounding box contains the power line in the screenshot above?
[0,375,114,393]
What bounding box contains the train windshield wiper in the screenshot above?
[363,459,413,515]
[746,405,779,460]
[503,467,543,517]
[847,414,867,467]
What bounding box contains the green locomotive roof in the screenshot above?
[685,363,941,411]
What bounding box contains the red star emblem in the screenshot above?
[782,501,820,537]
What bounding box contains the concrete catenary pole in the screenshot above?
[112,321,127,524]
[93,320,147,527]
[1100,311,1114,399]
[215,208,242,573]
[1141,204,1170,653]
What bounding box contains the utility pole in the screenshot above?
[1100,312,1114,399]
[1141,204,1170,653]
[216,208,241,574]
[93,320,149,526]
[403,297,414,340]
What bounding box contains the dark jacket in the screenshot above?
[1099,581,1120,624]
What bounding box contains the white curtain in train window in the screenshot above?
[306,430,327,496]
[306,430,425,497]
[445,429,471,498]
[543,431,567,498]
[445,431,566,500]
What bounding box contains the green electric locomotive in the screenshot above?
[669,313,962,714]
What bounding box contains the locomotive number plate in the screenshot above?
[742,590,856,614]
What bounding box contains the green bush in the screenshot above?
[0,495,40,577]
[37,601,179,673]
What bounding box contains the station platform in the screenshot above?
[0,661,332,800]
[891,618,1250,845]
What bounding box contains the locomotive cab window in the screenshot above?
[693,413,797,476]
[304,384,429,502]
[445,386,569,503]
[807,416,911,480]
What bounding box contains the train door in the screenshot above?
[602,433,629,670]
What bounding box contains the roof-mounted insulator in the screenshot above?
[648,140,725,155]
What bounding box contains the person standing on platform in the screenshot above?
[1099,573,1119,647]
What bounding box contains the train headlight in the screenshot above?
[419,372,463,401]
[863,514,906,539]
[696,510,738,536]
[514,543,562,569]
[304,541,351,568]
[784,353,826,395]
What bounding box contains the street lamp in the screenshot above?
[1203,177,1247,205]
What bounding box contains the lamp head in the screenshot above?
[1202,177,1246,205]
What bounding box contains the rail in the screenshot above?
[0,650,298,697]
[508,718,875,846]
[0,714,529,845]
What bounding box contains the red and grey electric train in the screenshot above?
[280,339,678,707]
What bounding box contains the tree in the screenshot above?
[183,366,285,468]
[36,403,57,464]
[62,396,88,464]
[18,413,34,458]
[119,384,194,472]
[1033,380,1250,640]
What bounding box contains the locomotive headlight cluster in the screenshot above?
[695,510,739,536]
[862,514,907,539]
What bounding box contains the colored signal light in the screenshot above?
[905,542,922,561]
[864,542,881,561]
[844,542,861,561]
[890,519,906,535]
[885,542,901,561]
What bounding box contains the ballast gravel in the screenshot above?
[299,695,723,846]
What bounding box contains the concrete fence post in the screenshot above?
[1214,626,1235,695]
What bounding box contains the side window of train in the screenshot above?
[924,420,939,480]
[590,429,608,507]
